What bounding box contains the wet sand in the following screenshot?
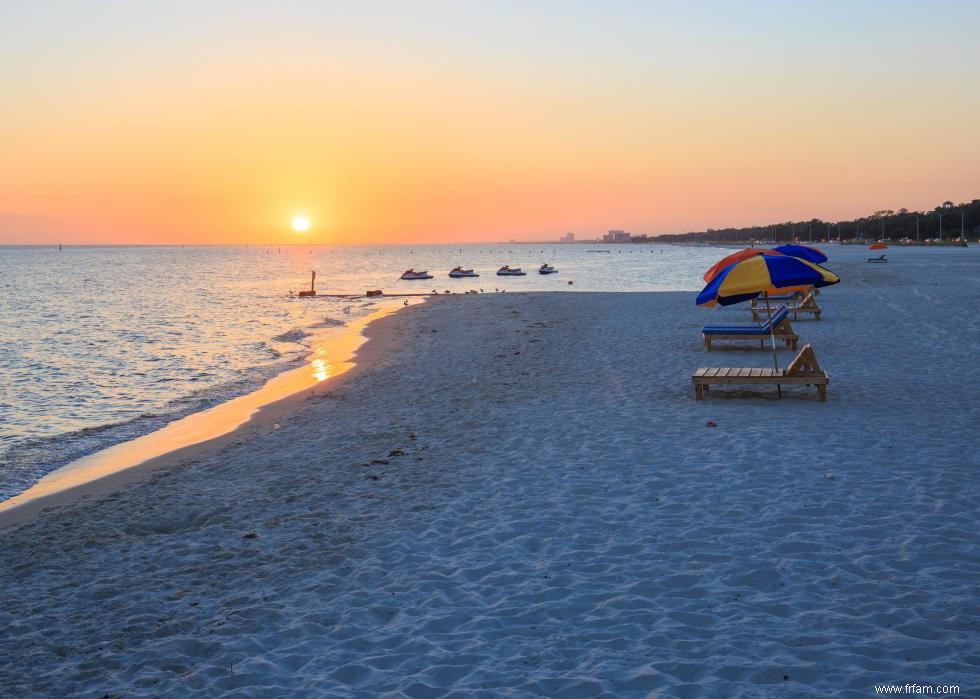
[0,301,418,531]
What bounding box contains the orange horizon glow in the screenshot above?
[2,3,979,246]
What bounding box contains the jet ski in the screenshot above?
[449,266,480,278]
[400,269,434,280]
[538,264,558,274]
[496,265,527,276]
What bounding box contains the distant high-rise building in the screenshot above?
[561,232,575,243]
[604,229,630,243]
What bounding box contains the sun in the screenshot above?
[292,215,311,233]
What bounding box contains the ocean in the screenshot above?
[0,242,726,500]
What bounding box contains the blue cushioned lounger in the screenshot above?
[702,306,798,350]
[703,306,788,335]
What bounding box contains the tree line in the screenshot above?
[645,197,980,245]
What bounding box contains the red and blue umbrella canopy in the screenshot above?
[702,248,781,282]
[771,244,828,264]
[697,254,840,307]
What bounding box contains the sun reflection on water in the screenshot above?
[311,358,329,381]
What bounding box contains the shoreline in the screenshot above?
[0,298,426,532]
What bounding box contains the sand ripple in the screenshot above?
[2,252,979,696]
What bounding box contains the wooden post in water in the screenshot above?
[298,270,316,297]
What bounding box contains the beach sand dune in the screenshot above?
[1,251,978,697]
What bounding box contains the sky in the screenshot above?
[2,0,979,245]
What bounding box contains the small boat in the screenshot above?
[400,269,433,280]
[496,265,526,276]
[538,264,558,274]
[448,266,479,278]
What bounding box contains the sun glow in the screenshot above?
[3,4,980,246]
[292,216,310,233]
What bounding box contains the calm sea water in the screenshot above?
[0,243,727,499]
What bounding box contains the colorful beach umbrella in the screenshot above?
[702,248,781,282]
[697,254,841,386]
[772,244,828,264]
[697,254,839,308]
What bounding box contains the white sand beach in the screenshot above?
[1,249,978,697]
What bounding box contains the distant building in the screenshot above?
[561,232,575,243]
[942,201,954,209]
[603,229,631,243]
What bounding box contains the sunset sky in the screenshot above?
[2,1,979,245]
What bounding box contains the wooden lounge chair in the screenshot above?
[702,305,799,350]
[749,287,818,308]
[751,292,798,306]
[752,291,822,321]
[693,344,829,401]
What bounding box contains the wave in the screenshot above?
[271,328,310,343]
[0,354,306,501]
[310,316,347,328]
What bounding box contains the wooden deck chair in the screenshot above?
[749,287,820,308]
[702,305,799,350]
[693,344,829,401]
[752,291,822,321]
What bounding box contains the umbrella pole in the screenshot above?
[765,291,781,398]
